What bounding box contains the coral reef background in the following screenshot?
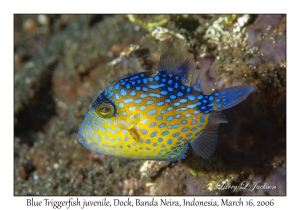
[14,14,286,195]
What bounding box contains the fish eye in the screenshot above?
[95,103,114,118]
[100,107,110,114]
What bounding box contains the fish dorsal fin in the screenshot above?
[189,69,203,91]
[158,48,196,83]
[190,111,228,159]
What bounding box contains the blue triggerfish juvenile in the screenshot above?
[77,49,254,161]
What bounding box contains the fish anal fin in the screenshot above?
[190,111,227,159]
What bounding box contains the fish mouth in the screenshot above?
[77,133,87,144]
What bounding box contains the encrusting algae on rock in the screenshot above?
[77,49,254,161]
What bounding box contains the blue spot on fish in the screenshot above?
[124,98,134,103]
[135,99,142,104]
[146,100,154,105]
[161,90,168,95]
[188,95,195,100]
[162,131,169,136]
[149,122,156,128]
[166,116,173,121]
[158,123,166,128]
[156,116,163,120]
[157,101,164,106]
[140,94,147,98]
[139,106,146,111]
[120,89,126,96]
[130,90,136,96]
[140,119,149,124]
[149,84,165,89]
[150,132,158,137]
[149,93,161,98]
[129,107,136,111]
[148,110,157,115]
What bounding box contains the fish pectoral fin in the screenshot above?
[129,126,140,143]
[190,111,228,159]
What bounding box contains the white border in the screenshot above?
[2,0,295,209]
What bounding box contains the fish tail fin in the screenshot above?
[213,85,254,111]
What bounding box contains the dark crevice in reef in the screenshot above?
[171,16,200,32]
[89,15,113,28]
[150,162,172,181]
[14,60,58,146]
[22,163,36,181]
